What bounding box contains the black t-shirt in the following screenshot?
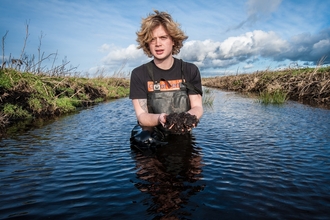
[129,58,202,99]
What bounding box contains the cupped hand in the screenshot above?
[158,113,167,126]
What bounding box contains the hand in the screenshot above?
[164,112,199,134]
[158,113,167,127]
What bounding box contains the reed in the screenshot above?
[202,61,330,107]
[202,87,215,108]
[1,23,79,77]
[258,89,288,105]
[0,26,130,130]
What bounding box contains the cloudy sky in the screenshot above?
[1,0,329,77]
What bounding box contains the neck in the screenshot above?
[154,56,174,70]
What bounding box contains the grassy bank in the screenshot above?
[202,66,330,106]
[0,68,129,131]
[1,26,130,134]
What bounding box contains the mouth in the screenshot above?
[155,49,164,55]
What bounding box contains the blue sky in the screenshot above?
[1,0,330,77]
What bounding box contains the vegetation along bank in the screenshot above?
[0,68,129,135]
[1,65,330,136]
[202,66,330,106]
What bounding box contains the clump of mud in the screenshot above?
[164,112,199,134]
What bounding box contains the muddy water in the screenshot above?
[1,89,329,219]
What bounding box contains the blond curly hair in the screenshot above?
[136,10,188,57]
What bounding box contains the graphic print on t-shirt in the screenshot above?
[147,79,183,92]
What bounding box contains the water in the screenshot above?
[1,89,330,219]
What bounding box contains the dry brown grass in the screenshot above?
[202,66,330,106]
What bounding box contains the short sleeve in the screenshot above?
[129,65,148,99]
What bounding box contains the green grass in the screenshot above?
[3,103,32,119]
[28,97,43,114]
[0,26,131,129]
[0,68,130,128]
[258,89,288,105]
[202,87,215,107]
[55,97,78,113]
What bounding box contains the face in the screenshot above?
[148,25,174,62]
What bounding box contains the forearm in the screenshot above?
[132,99,167,127]
[187,94,204,120]
[137,112,161,127]
[187,105,203,120]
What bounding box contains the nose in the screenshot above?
[155,37,161,46]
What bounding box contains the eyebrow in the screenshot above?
[152,35,169,39]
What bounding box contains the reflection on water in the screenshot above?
[131,134,204,218]
[0,90,330,219]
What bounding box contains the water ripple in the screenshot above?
[1,92,330,219]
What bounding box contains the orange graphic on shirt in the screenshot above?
[148,79,183,92]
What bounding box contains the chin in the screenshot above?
[153,54,171,61]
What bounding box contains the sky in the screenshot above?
[1,0,330,77]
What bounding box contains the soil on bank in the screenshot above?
[202,66,330,108]
[0,68,130,136]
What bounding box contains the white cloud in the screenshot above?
[99,27,330,73]
[180,30,287,69]
[2,0,329,75]
[311,39,330,60]
[99,44,111,53]
[276,28,330,63]
[102,44,144,63]
[243,64,254,69]
[313,39,330,49]
[99,44,151,73]
[179,40,222,62]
